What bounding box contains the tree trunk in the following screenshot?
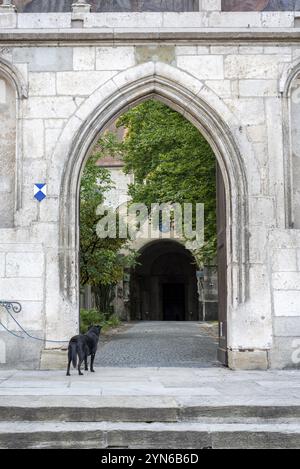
[92,284,115,318]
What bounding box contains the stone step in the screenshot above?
[1,395,300,422]
[0,420,299,449]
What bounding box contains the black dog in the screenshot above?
[67,325,102,376]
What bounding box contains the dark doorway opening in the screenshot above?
[163,283,185,321]
[130,240,199,321]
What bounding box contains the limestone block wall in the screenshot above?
[0,230,45,368]
[0,10,299,368]
[269,230,300,368]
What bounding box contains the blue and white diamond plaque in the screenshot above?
[34,183,47,202]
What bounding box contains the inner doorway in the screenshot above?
[163,283,185,321]
[130,240,199,322]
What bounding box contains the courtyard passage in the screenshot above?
[95,322,219,368]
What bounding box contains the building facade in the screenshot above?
[0,1,300,369]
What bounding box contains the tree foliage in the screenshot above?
[117,100,217,264]
[80,100,217,317]
[80,136,135,316]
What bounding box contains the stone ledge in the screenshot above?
[1,29,300,44]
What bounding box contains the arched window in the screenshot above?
[291,74,300,228]
[222,0,299,11]
[0,75,16,228]
[17,0,199,13]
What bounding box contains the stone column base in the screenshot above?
[40,349,67,371]
[228,350,269,371]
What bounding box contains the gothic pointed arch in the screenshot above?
[0,57,27,227]
[52,62,250,320]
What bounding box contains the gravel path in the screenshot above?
[95,322,219,368]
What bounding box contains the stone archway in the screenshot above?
[51,62,250,363]
[280,58,300,229]
[130,240,199,322]
[0,57,28,226]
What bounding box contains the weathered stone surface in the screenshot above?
[40,349,68,371]
[274,291,300,317]
[73,46,95,70]
[23,119,44,159]
[28,72,56,96]
[5,252,44,278]
[270,337,300,369]
[272,248,298,272]
[0,10,300,371]
[0,253,5,278]
[56,70,115,95]
[177,55,224,80]
[96,46,135,70]
[0,367,299,448]
[17,13,71,29]
[0,278,44,301]
[0,420,299,449]
[273,272,300,290]
[274,317,300,337]
[225,55,281,79]
[239,79,278,97]
[136,45,175,65]
[13,47,73,72]
[228,350,269,371]
[0,331,43,369]
[23,96,77,119]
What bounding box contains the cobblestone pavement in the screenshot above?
[95,321,219,368]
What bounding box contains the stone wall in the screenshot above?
[269,230,300,368]
[0,9,299,369]
[0,232,45,368]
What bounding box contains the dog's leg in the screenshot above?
[84,356,88,372]
[78,359,84,376]
[90,353,96,373]
[66,348,72,376]
[77,345,85,376]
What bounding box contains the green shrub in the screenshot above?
[104,314,121,331]
[80,309,121,334]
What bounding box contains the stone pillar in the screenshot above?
[71,0,91,14]
[0,0,16,12]
[71,0,91,27]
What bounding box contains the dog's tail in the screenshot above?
[69,342,77,369]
